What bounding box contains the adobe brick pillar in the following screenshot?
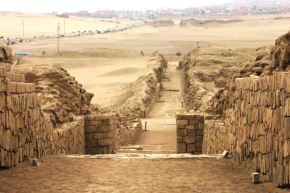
[176,113,204,154]
[85,114,116,154]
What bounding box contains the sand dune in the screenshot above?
[99,67,140,77]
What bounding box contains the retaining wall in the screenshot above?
[203,72,290,186]
[0,66,86,168]
[202,119,229,154]
[52,117,85,155]
[116,120,142,146]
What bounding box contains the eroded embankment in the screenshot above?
[114,52,167,146]
[180,47,254,113]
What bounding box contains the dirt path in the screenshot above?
[138,62,183,153]
[0,155,287,193]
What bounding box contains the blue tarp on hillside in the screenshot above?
[15,52,30,56]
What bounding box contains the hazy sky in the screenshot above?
[1,0,232,13]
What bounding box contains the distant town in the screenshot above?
[57,4,290,20]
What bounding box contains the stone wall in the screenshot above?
[202,119,228,154]
[0,66,86,168]
[85,114,117,154]
[116,120,142,147]
[176,114,204,154]
[145,83,161,117]
[52,117,85,155]
[114,53,166,147]
[0,66,50,168]
[202,72,290,186]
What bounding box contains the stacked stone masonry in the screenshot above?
[176,114,204,154]
[202,119,229,154]
[0,65,86,168]
[203,72,290,187]
[85,114,117,154]
[115,120,142,147]
[0,65,49,168]
[52,117,85,155]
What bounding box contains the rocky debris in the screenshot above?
[271,31,290,70]
[0,43,14,64]
[209,31,290,115]
[180,48,253,113]
[239,46,272,77]
[239,31,290,77]
[12,65,94,127]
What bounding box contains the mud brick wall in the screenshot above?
[202,72,290,186]
[52,117,85,155]
[202,120,228,154]
[85,114,117,154]
[0,72,52,168]
[230,73,290,186]
[0,63,12,72]
[116,120,142,146]
[176,114,204,154]
[0,67,87,168]
[6,73,25,82]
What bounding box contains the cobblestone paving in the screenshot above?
[0,155,288,193]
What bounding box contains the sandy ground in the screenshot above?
[7,14,290,109]
[10,16,290,56]
[18,56,150,107]
[0,155,287,193]
[0,12,134,38]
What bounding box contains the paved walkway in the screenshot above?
[138,62,182,153]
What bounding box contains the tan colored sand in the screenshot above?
[0,12,134,38]
[8,14,290,109]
